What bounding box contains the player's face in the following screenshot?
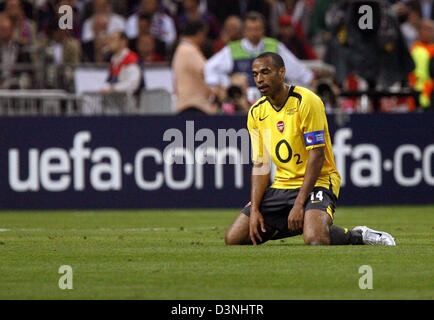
[252,57,284,97]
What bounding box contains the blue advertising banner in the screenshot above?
[0,114,433,209]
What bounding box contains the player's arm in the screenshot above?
[247,107,269,244]
[288,147,325,231]
[288,90,327,231]
[250,162,270,245]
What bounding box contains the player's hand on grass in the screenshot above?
[249,209,266,245]
[288,204,305,231]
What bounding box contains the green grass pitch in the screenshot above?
[0,206,432,300]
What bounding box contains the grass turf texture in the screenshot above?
[0,206,432,300]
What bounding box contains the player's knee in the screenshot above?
[304,233,330,246]
[224,229,242,245]
[224,233,236,245]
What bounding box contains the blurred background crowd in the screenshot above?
[0,0,433,114]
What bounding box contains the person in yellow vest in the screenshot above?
[409,19,434,111]
[204,11,313,95]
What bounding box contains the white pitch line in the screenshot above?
[0,228,10,232]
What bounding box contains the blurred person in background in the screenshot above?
[39,1,82,91]
[269,0,315,40]
[128,13,166,58]
[0,12,33,89]
[74,0,90,13]
[268,0,287,38]
[125,0,177,53]
[207,0,270,25]
[99,31,142,94]
[213,15,242,53]
[136,33,166,63]
[45,19,82,65]
[282,1,316,45]
[128,12,152,52]
[307,0,333,58]
[420,0,434,20]
[172,20,218,114]
[3,0,37,47]
[176,0,221,40]
[81,0,126,42]
[409,19,434,111]
[82,12,111,62]
[204,11,313,98]
[398,0,423,49]
[160,0,179,17]
[221,72,251,114]
[175,0,221,58]
[278,13,317,60]
[109,0,129,18]
[324,0,414,110]
[42,0,82,65]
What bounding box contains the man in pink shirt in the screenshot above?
[172,20,218,114]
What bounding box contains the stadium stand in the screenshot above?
[0,0,431,115]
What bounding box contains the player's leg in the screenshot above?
[303,186,338,245]
[226,208,377,245]
[303,209,332,245]
[225,213,251,245]
[302,209,366,245]
[329,225,364,245]
[329,224,395,245]
[225,212,277,245]
[225,188,300,245]
[304,221,396,245]
[303,187,364,245]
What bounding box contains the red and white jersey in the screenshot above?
[103,48,142,93]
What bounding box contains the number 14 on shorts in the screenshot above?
[309,190,323,203]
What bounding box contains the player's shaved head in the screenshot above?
[255,52,285,70]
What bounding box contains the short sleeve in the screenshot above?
[299,91,327,150]
[247,107,270,163]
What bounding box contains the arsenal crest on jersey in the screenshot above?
[277,121,285,133]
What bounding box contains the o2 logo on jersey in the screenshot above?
[275,139,303,165]
[276,121,285,133]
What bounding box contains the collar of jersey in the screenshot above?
[266,85,293,112]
